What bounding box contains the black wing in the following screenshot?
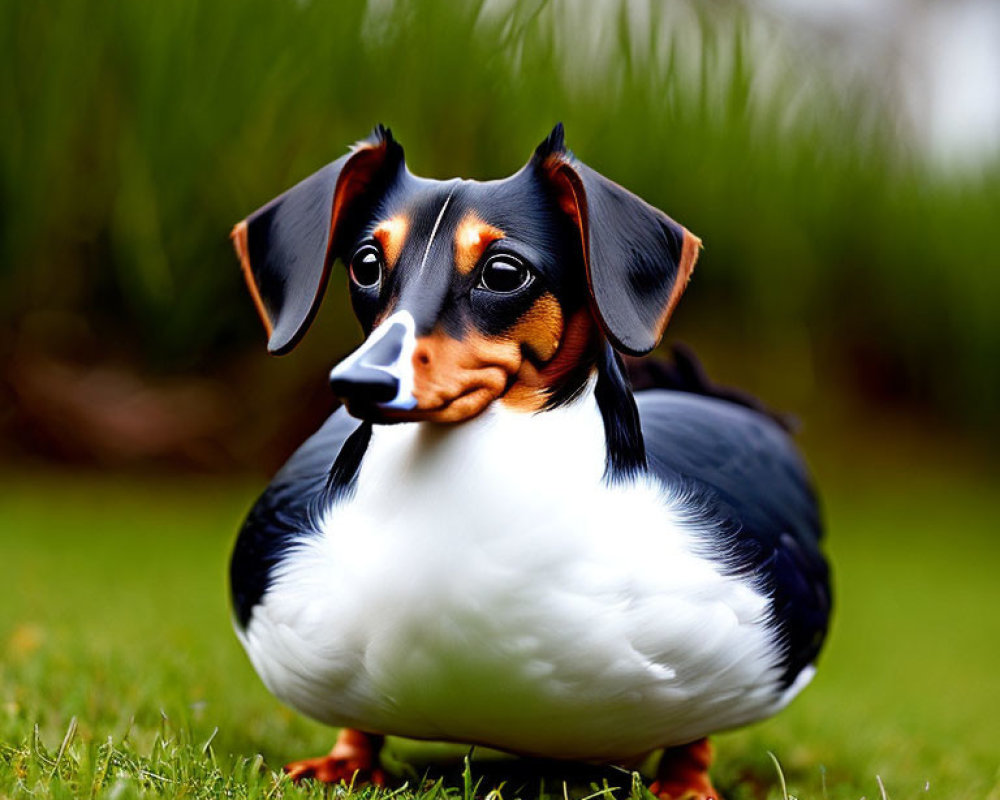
[230,408,363,629]
[635,390,831,688]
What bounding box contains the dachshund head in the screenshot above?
[232,124,700,423]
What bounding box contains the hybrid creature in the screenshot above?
[229,125,831,799]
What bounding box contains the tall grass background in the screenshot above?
[2,0,998,460]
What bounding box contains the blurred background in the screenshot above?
[2,0,999,797]
[1,0,998,473]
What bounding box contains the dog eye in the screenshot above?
[350,244,384,289]
[479,255,533,294]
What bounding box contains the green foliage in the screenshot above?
[1,0,998,427]
[2,466,998,798]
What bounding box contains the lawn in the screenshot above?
[1,457,998,799]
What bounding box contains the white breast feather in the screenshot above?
[239,389,805,760]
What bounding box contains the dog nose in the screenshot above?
[329,362,399,404]
[328,315,416,409]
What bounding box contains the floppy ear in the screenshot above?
[231,125,405,354]
[532,123,701,356]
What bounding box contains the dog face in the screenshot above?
[232,125,700,424]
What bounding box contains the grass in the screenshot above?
[1,456,998,799]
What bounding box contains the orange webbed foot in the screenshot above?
[647,738,722,800]
[284,728,386,786]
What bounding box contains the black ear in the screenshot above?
[532,123,701,356]
[231,126,405,354]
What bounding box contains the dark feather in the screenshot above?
[626,344,799,433]
[635,389,831,688]
[532,122,569,161]
[230,408,364,628]
[593,342,646,482]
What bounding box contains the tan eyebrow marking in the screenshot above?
[372,216,409,269]
[454,213,505,275]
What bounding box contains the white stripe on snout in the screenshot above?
[328,310,418,410]
[417,189,456,277]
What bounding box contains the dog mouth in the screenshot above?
[341,400,409,425]
[343,384,502,425]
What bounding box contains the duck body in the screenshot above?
[231,381,829,762]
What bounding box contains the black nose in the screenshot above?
[328,322,407,404]
[329,365,399,404]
